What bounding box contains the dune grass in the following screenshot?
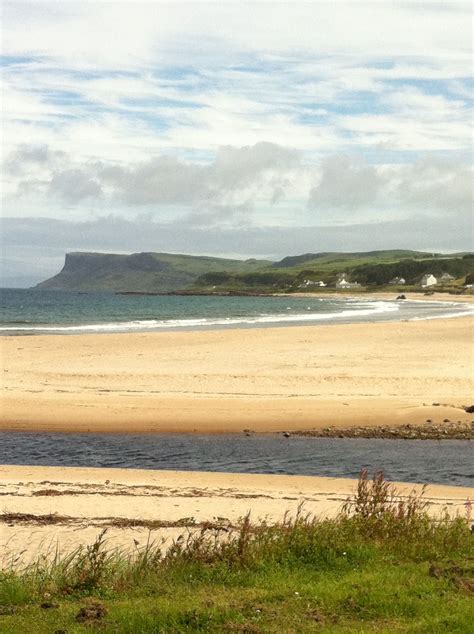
[1,471,473,632]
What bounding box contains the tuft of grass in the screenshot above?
[0,573,33,607]
[1,470,473,632]
[340,469,472,560]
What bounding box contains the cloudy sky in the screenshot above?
[2,1,473,285]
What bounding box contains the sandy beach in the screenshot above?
[1,298,473,567]
[1,465,471,567]
[1,307,473,434]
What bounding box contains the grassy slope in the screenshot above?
[1,473,473,633]
[36,252,272,292]
[270,250,430,272]
[193,252,474,293]
[35,250,473,293]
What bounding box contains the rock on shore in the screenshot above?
[294,420,473,440]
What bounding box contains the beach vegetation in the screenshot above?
[1,471,472,632]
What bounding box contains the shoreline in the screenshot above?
[293,420,473,440]
[283,291,474,302]
[2,315,473,435]
[1,292,473,338]
[1,421,472,440]
[1,465,472,566]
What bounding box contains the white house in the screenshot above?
[336,276,361,289]
[421,274,437,288]
[299,279,327,288]
[336,277,351,289]
[389,277,406,285]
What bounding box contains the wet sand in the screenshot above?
[1,465,471,567]
[288,291,474,303]
[1,314,473,434]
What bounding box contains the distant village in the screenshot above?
[298,271,462,291]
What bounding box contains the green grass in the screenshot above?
[1,471,473,632]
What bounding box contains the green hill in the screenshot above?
[272,250,430,270]
[193,252,474,293]
[35,250,474,293]
[35,252,271,292]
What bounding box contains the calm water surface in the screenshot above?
[1,432,472,487]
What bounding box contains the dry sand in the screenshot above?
[1,313,473,434]
[1,465,471,567]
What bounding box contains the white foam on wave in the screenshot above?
[409,308,474,321]
[3,299,472,334]
[1,301,400,333]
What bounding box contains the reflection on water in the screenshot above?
[1,432,472,487]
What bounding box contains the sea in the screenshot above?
[1,288,473,486]
[1,288,473,334]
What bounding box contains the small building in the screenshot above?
[439,272,454,283]
[336,277,351,289]
[421,274,437,288]
[336,276,361,290]
[389,277,406,285]
[299,279,327,288]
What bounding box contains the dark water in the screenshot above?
[2,288,473,334]
[1,432,472,487]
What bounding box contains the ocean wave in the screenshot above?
[0,301,400,333]
[2,300,472,334]
[409,308,474,321]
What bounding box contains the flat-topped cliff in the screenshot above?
[36,251,270,292]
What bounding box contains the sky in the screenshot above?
[1,1,473,285]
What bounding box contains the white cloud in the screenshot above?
[103,142,302,210]
[383,87,467,117]
[8,144,470,229]
[338,112,471,151]
[5,144,66,175]
[394,159,473,214]
[308,156,382,210]
[1,0,472,275]
[307,155,473,219]
[3,2,471,69]
[210,143,301,189]
[49,169,103,203]
[7,142,303,215]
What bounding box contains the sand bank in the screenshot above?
[1,465,471,566]
[1,316,473,434]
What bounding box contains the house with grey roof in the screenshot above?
[439,272,454,283]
